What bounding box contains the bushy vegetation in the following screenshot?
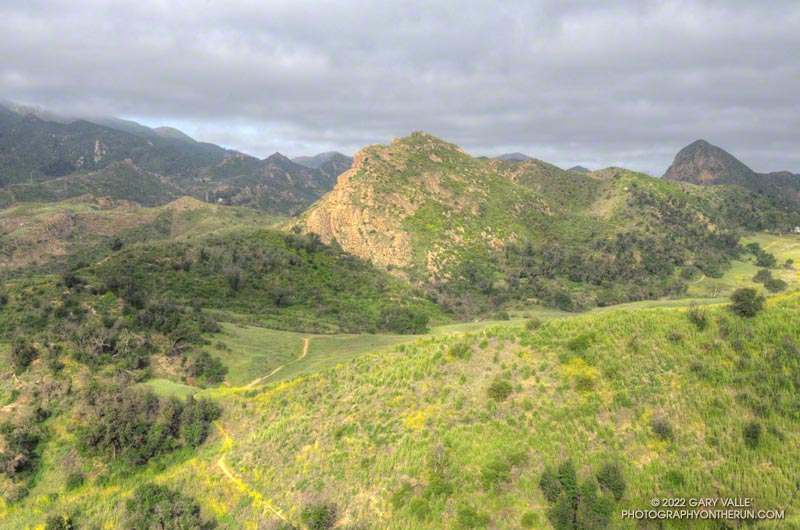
[77,382,220,465]
[94,229,441,333]
[730,287,765,317]
[125,483,216,529]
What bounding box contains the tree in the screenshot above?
[764,278,787,293]
[125,483,215,530]
[730,288,765,318]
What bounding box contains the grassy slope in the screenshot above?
[688,233,800,298]
[7,292,799,529]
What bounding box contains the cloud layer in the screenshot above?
[2,0,798,174]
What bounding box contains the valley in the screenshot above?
[1,119,799,529]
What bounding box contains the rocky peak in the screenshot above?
[663,139,757,186]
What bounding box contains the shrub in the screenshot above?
[752,269,772,283]
[448,341,471,360]
[743,421,762,449]
[10,336,37,373]
[567,333,594,353]
[301,502,337,530]
[764,278,787,293]
[45,515,75,530]
[525,317,543,331]
[730,288,765,318]
[187,351,228,384]
[487,379,513,401]
[755,251,777,268]
[480,457,511,490]
[650,417,674,442]
[454,504,490,529]
[687,302,708,330]
[408,497,431,520]
[597,460,626,501]
[65,472,85,491]
[379,307,429,334]
[520,511,538,528]
[125,483,214,529]
[539,466,563,503]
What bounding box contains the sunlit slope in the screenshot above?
[5,293,799,528]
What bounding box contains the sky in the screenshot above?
[1,0,798,176]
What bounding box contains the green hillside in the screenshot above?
[295,133,793,316]
[3,291,798,529]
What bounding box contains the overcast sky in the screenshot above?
[1,0,798,175]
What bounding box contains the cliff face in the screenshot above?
[295,140,421,270]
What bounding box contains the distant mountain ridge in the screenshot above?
[495,152,532,161]
[0,103,348,214]
[568,165,591,173]
[664,139,800,204]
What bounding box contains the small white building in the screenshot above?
[793,226,800,234]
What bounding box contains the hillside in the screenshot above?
[3,291,798,529]
[292,132,786,315]
[0,196,277,275]
[664,139,800,206]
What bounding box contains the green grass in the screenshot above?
[203,323,308,386]
[5,293,800,529]
[141,378,200,398]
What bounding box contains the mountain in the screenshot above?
[0,103,339,214]
[568,165,591,173]
[153,126,197,143]
[291,132,763,314]
[196,152,339,215]
[664,139,800,204]
[292,151,353,181]
[495,152,531,161]
[0,110,228,186]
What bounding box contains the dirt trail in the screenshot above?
[692,274,706,284]
[244,337,310,389]
[214,422,288,522]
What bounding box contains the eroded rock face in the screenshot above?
[296,146,416,269]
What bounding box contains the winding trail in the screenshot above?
[692,274,706,284]
[245,337,310,389]
[213,338,314,525]
[214,422,288,522]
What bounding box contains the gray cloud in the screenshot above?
[1,0,798,175]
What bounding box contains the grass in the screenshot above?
[143,378,202,398]
[5,293,800,529]
[204,323,308,386]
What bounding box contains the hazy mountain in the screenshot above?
[495,152,532,161]
[664,139,800,204]
[568,165,591,173]
[153,126,197,143]
[196,152,338,215]
[0,103,338,214]
[293,151,353,181]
